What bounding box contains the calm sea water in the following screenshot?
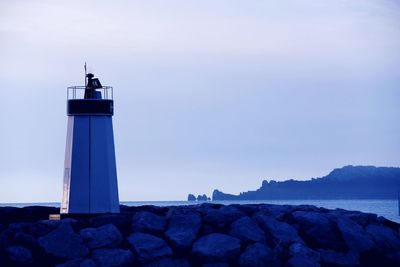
[1,199,399,223]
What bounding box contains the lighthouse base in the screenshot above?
[61,115,120,214]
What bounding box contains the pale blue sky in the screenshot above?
[0,0,399,202]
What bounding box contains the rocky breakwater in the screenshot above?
[0,204,399,267]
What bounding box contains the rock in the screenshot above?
[79,224,123,249]
[6,246,33,265]
[257,204,290,220]
[293,211,344,251]
[188,194,196,201]
[229,216,265,243]
[197,194,208,201]
[165,213,201,250]
[132,211,166,234]
[91,214,132,236]
[345,212,377,227]
[38,220,89,259]
[318,249,359,267]
[192,233,241,263]
[13,232,37,248]
[128,232,172,263]
[366,224,400,251]
[336,217,375,254]
[144,258,191,267]
[239,243,279,267]
[92,248,135,267]
[0,228,13,248]
[204,206,244,229]
[287,242,320,267]
[29,220,61,237]
[56,258,97,267]
[254,215,303,245]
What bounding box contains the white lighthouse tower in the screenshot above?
[61,72,120,214]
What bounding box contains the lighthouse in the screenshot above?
[61,72,120,214]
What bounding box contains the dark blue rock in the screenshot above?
[229,216,265,243]
[92,248,135,267]
[144,258,191,267]
[344,211,377,227]
[79,223,123,249]
[91,214,132,236]
[128,232,172,263]
[38,220,89,259]
[165,213,201,250]
[336,217,375,254]
[258,204,291,220]
[13,232,37,248]
[132,211,166,234]
[366,224,400,251]
[293,211,344,251]
[29,220,61,237]
[0,228,13,248]
[204,206,244,229]
[56,258,97,267]
[318,249,359,267]
[188,194,196,201]
[6,245,33,265]
[287,242,320,267]
[239,243,279,267]
[192,233,241,263]
[254,215,303,245]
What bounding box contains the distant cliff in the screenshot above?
[213,165,400,200]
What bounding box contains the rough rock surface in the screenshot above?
[165,213,201,250]
[79,223,123,249]
[192,233,241,263]
[132,211,166,234]
[38,220,89,259]
[0,204,399,266]
[128,232,172,263]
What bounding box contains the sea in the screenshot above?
[1,199,399,223]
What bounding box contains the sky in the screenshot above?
[0,0,399,202]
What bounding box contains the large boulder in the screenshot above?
[91,214,132,236]
[128,232,172,263]
[254,215,303,245]
[336,217,375,254]
[293,211,344,251]
[165,213,201,250]
[257,204,291,220]
[204,206,244,230]
[6,246,33,265]
[229,216,265,243]
[132,211,166,234]
[29,220,61,237]
[13,232,37,249]
[318,249,359,267]
[345,212,377,227]
[92,248,135,267]
[79,224,123,249]
[286,242,320,267]
[239,243,279,267]
[192,233,241,263]
[366,224,400,251]
[38,220,89,259]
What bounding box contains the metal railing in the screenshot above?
[67,86,113,100]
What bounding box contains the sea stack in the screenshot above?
[61,72,120,214]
